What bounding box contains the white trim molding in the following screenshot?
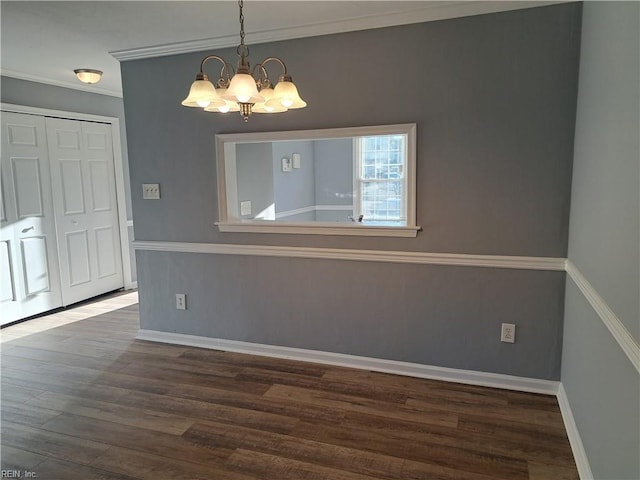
[111,2,567,62]
[566,260,640,373]
[215,222,421,237]
[133,240,567,271]
[137,329,559,395]
[215,124,418,238]
[557,384,594,480]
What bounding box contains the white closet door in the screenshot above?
[46,118,123,306]
[0,112,63,325]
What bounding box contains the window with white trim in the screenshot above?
[355,134,407,226]
[215,124,419,237]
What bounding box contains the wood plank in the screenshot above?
[264,383,458,428]
[33,457,141,480]
[237,366,409,403]
[168,382,349,424]
[457,414,570,445]
[117,361,272,395]
[2,344,134,371]
[289,420,530,479]
[40,413,234,465]
[328,410,576,467]
[0,445,48,471]
[118,389,299,434]
[1,399,62,427]
[528,461,579,480]
[89,445,256,480]
[183,420,404,478]
[226,448,387,480]
[179,348,330,377]
[28,391,195,435]
[1,420,111,465]
[405,396,564,428]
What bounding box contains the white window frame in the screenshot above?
[215,123,419,237]
[354,134,408,225]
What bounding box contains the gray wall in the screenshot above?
[314,138,354,222]
[1,75,136,282]
[314,138,354,206]
[272,140,315,214]
[236,142,274,219]
[123,4,581,380]
[562,2,640,478]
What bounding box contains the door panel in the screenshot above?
[89,160,111,211]
[0,240,15,302]
[95,226,117,278]
[12,157,44,218]
[60,159,85,215]
[7,123,38,146]
[47,118,123,305]
[20,236,51,295]
[66,230,91,286]
[1,112,63,325]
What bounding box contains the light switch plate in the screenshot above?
[281,157,292,172]
[142,183,160,199]
[292,153,301,169]
[240,200,252,216]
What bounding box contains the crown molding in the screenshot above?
[1,69,122,98]
[111,1,567,61]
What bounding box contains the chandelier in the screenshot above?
[181,0,307,122]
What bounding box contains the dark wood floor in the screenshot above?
[1,292,579,480]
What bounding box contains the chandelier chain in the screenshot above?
[238,0,245,47]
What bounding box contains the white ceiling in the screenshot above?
[1,1,560,97]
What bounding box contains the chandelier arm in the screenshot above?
[258,57,288,75]
[219,61,236,87]
[250,64,272,88]
[199,55,228,74]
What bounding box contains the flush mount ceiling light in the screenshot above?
[181,0,306,122]
[74,69,103,84]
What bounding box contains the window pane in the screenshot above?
[358,134,407,223]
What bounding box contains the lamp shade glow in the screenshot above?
[74,69,102,84]
[223,73,264,104]
[181,79,225,108]
[253,87,288,113]
[205,89,240,113]
[266,80,307,109]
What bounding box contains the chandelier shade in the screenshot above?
[181,74,226,108]
[267,77,307,109]
[180,0,306,121]
[222,73,264,104]
[205,88,241,113]
[253,87,288,114]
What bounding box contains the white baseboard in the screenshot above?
[557,384,594,480]
[136,329,559,395]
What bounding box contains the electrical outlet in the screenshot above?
[501,323,516,343]
[175,293,186,310]
[142,183,160,199]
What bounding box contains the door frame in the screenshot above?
[1,102,135,290]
